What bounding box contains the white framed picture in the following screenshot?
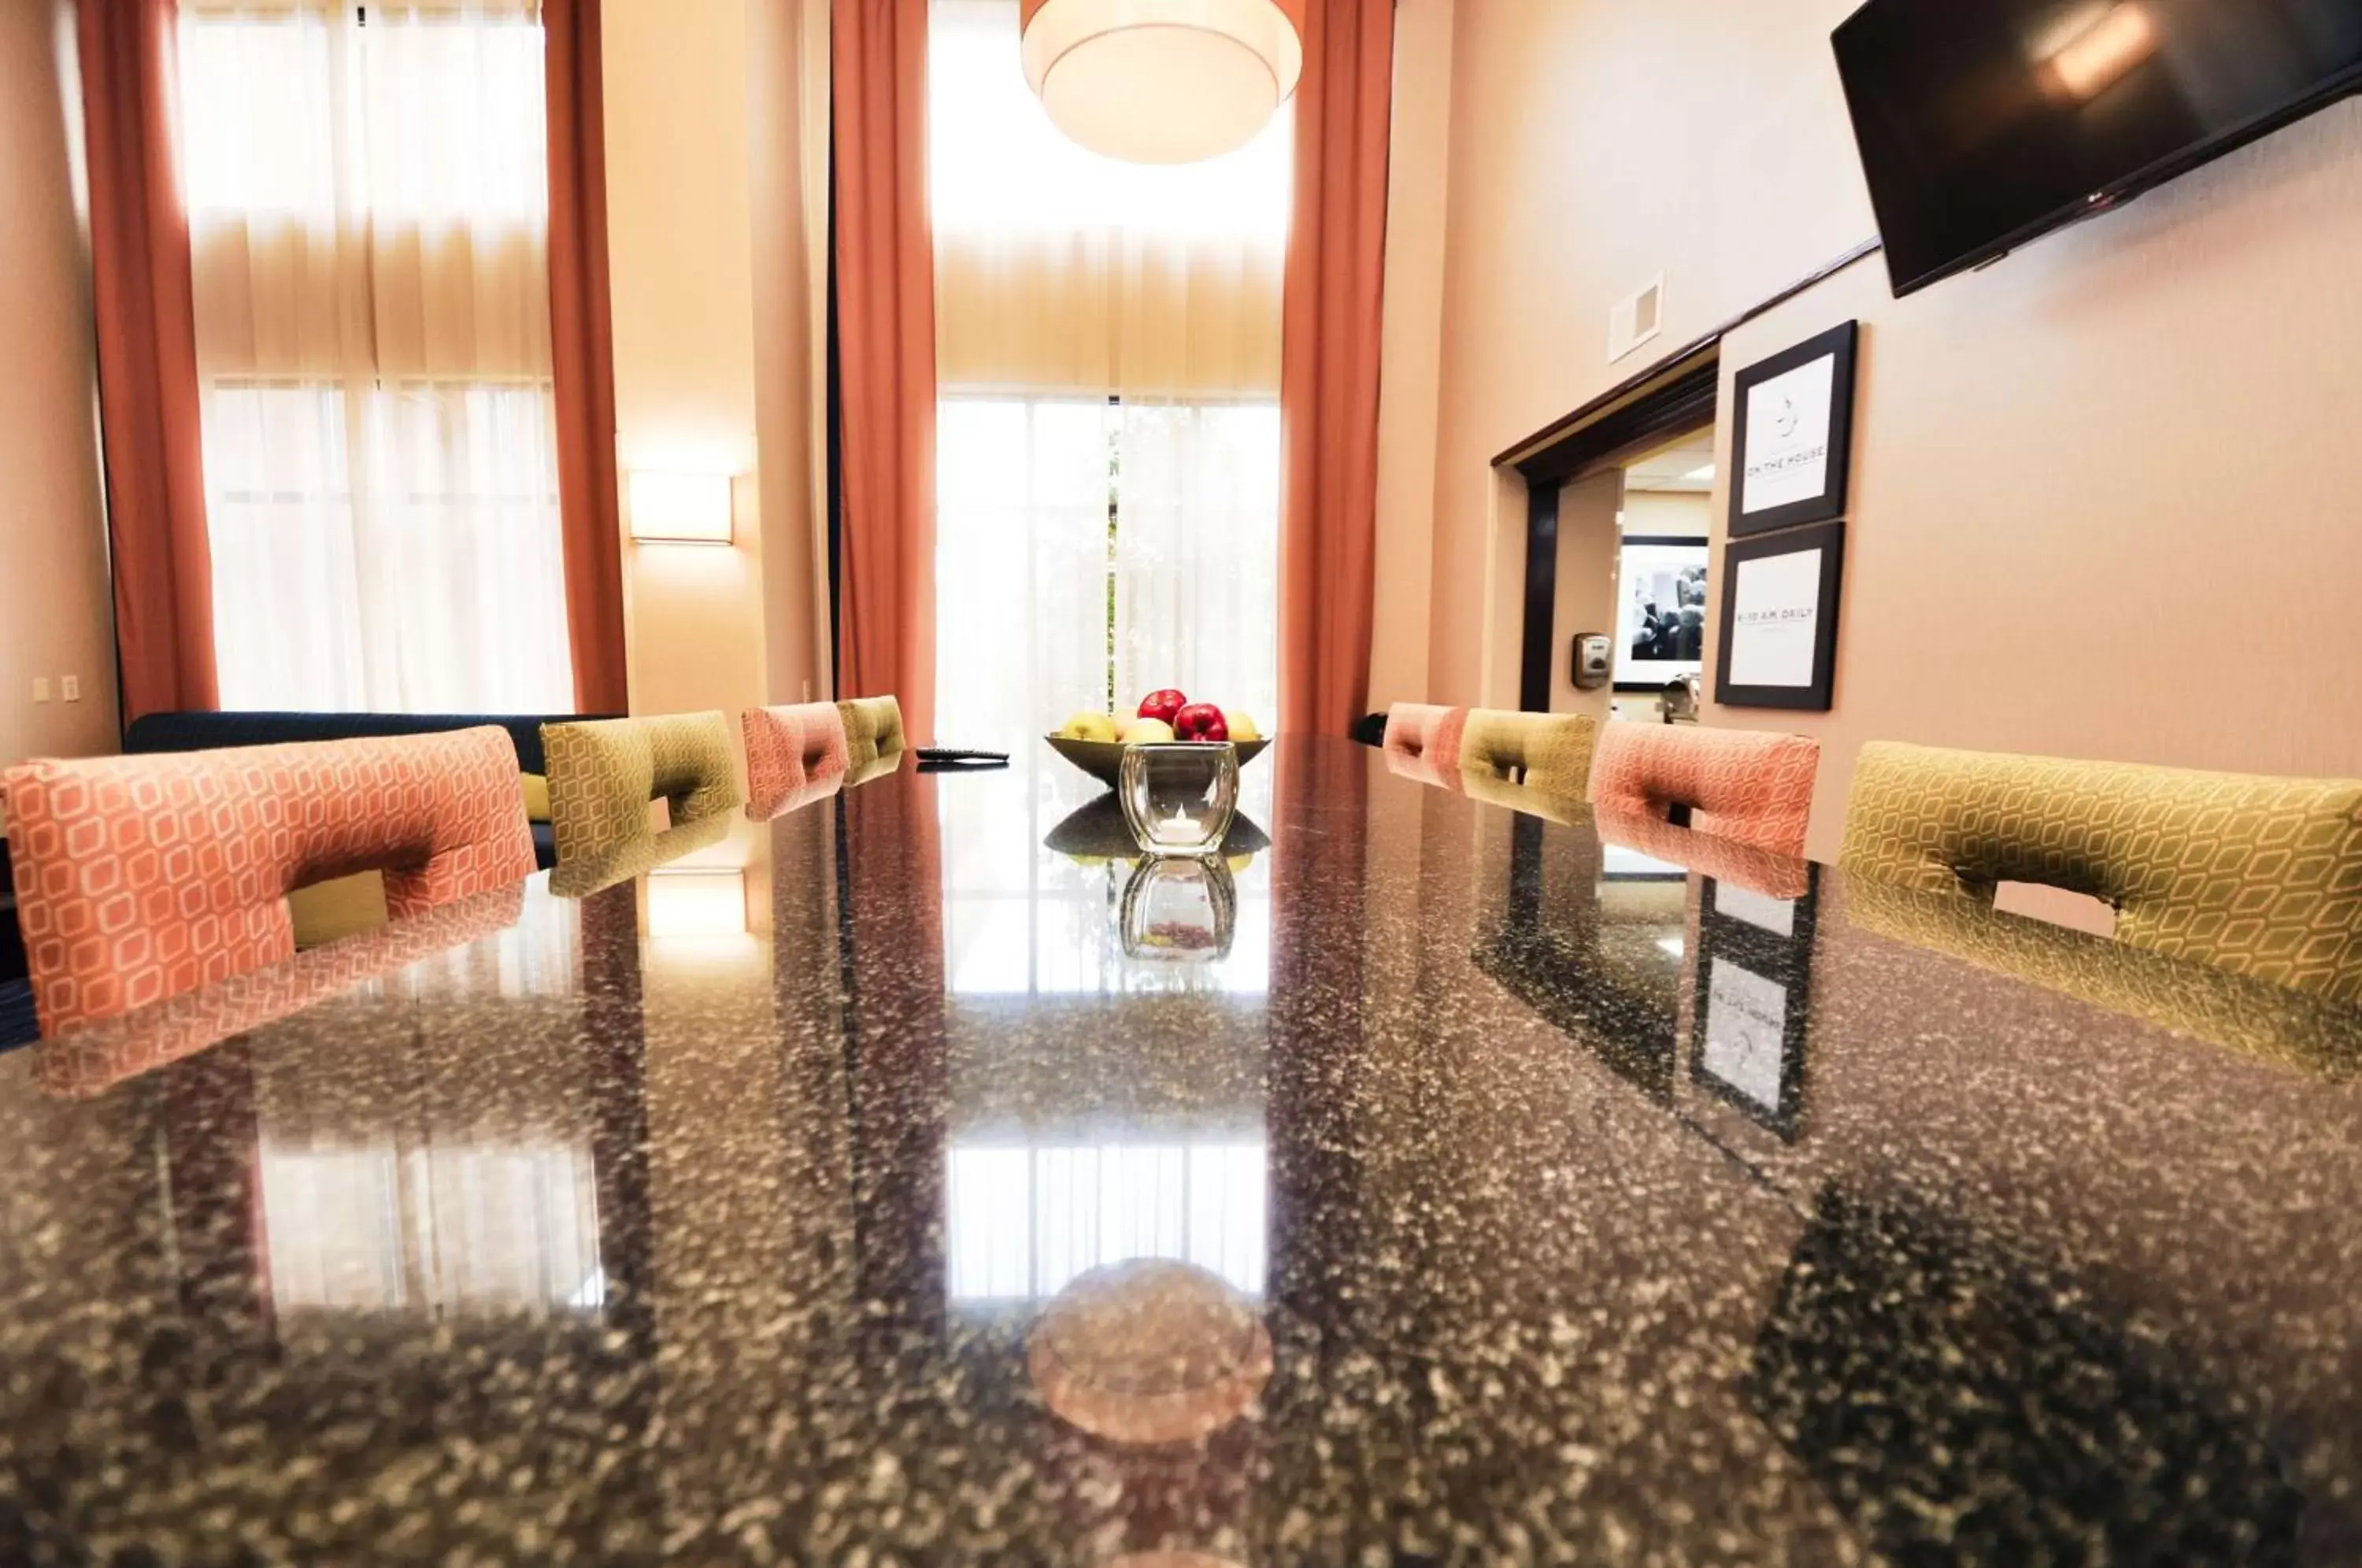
[1612,537,1709,691]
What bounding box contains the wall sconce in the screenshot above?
[646,867,747,940]
[628,471,734,545]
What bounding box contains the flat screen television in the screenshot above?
[1833,0,2362,295]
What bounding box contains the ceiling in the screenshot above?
[1623,431,1716,494]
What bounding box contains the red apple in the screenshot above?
[1172,702,1228,742]
[1138,689,1188,726]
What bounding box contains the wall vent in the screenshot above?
[1609,275,1664,364]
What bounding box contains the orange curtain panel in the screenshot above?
[76,0,219,721]
[832,0,939,746]
[1277,0,1393,738]
[544,0,632,715]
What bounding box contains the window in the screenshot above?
[177,1,572,712]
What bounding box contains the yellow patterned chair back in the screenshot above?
[1457,709,1597,797]
[838,695,907,772]
[541,712,742,864]
[1841,741,2362,1002]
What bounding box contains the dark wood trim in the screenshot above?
[1516,481,1560,712]
[1493,238,1882,473]
[1515,356,1720,488]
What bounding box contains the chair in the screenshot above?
[540,712,742,864]
[2,727,535,1034]
[1383,703,1469,787]
[744,702,851,819]
[838,694,907,772]
[1840,741,2362,1002]
[1588,724,1819,858]
[123,707,614,871]
[1457,709,1597,797]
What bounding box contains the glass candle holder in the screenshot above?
[1120,855,1238,961]
[1117,743,1240,858]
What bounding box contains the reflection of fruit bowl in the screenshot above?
[1044,794,1270,865]
[1045,735,1270,790]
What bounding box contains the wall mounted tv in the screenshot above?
[1833,0,2362,296]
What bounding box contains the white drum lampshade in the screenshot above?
[1019,0,1305,165]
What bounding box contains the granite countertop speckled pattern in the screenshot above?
[2,737,2358,1565]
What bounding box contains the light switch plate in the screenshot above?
[32,677,50,704]
[61,675,80,702]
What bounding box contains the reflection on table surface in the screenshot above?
[2,738,2360,1564]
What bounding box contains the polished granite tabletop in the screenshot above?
[2,736,2360,1566]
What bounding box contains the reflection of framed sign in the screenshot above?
[1690,867,1820,1141]
[1715,520,1845,712]
[1728,320,1857,538]
[1612,537,1709,691]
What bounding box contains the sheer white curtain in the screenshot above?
[179,0,573,712]
[928,0,1286,748]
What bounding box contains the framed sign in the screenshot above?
[1727,320,1858,538]
[1715,520,1845,711]
[1612,537,1709,692]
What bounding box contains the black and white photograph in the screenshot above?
[1727,320,1859,538]
[1612,538,1709,690]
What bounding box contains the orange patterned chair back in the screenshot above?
[2,727,535,1035]
[1588,724,1819,859]
[1383,703,1469,787]
[743,701,852,819]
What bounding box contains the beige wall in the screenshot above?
[603,0,783,734]
[1395,0,2362,858]
[1704,98,2362,859]
[1623,490,1709,539]
[1547,471,1618,725]
[0,0,118,769]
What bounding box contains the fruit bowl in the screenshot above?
[1045,734,1270,790]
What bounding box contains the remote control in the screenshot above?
[916,748,1011,767]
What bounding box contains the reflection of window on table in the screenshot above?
[945,1139,1267,1307]
[259,1142,604,1316]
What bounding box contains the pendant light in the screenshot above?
[1019,0,1304,165]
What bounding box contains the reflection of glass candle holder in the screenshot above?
[1120,856,1237,961]
[1119,744,1240,857]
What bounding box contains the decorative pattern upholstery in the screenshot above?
[1383,703,1469,788]
[1845,878,2361,1082]
[548,812,734,901]
[1594,809,1811,900]
[1841,741,2362,1002]
[541,712,742,863]
[3,727,534,1035]
[838,694,907,772]
[1458,709,1597,797]
[743,702,851,819]
[1589,724,1820,858]
[1457,771,1589,827]
[37,882,525,1097]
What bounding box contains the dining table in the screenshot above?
[1,734,2357,1566]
